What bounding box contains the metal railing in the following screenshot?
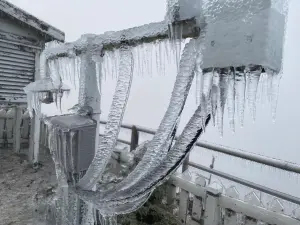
[100,120,300,206]
[38,119,300,224]
[99,120,300,174]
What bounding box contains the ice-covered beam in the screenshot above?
[45,19,200,60]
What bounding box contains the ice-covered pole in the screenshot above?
[77,47,102,165]
[44,19,200,60]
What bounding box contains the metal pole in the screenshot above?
[130,125,139,151]
[28,50,41,164]
[182,154,190,173]
[47,19,200,59]
[196,141,300,175]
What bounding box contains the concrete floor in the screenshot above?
[0,148,57,225]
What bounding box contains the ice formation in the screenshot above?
[22,0,290,223]
[77,46,134,190]
[24,41,71,117]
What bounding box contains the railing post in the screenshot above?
[130,125,139,151]
[179,172,192,225]
[166,183,177,206]
[203,187,222,225]
[224,186,240,225]
[179,188,190,224]
[29,50,41,164]
[190,176,206,225]
[29,110,41,164]
[13,106,22,153]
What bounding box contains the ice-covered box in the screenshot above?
[167,0,288,72]
[166,0,202,22]
[45,114,97,177]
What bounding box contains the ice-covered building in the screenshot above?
[0,0,64,103]
[0,0,64,152]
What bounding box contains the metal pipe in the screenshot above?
[46,19,200,59]
[195,141,300,175]
[99,120,300,175]
[100,120,156,135]
[188,162,300,206]
[98,130,300,204]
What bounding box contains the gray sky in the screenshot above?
[8,0,300,197]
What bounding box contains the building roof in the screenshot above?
[0,0,65,42]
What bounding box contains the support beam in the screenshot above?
[130,125,139,151]
[46,18,200,60]
[13,106,22,153]
[28,50,41,164]
[77,53,101,224]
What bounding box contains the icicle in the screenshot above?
[202,68,214,117]
[58,92,63,113]
[164,40,171,65]
[146,44,153,76]
[211,70,220,126]
[217,68,230,137]
[235,66,246,127]
[246,65,262,121]
[202,68,214,98]
[266,68,282,121]
[142,44,148,76]
[174,24,182,71]
[93,55,104,95]
[156,41,164,76]
[227,68,236,132]
[77,45,134,190]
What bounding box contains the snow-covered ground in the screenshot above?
[0,148,56,225]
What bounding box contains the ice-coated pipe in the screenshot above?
[109,37,203,193]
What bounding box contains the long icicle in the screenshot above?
[77,46,134,190]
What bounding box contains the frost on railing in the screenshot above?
[169,171,300,225]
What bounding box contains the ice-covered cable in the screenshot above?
[73,104,211,208]
[77,46,134,190]
[106,38,201,193]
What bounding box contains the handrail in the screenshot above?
[189,162,300,206]
[99,128,300,205]
[100,120,300,174]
